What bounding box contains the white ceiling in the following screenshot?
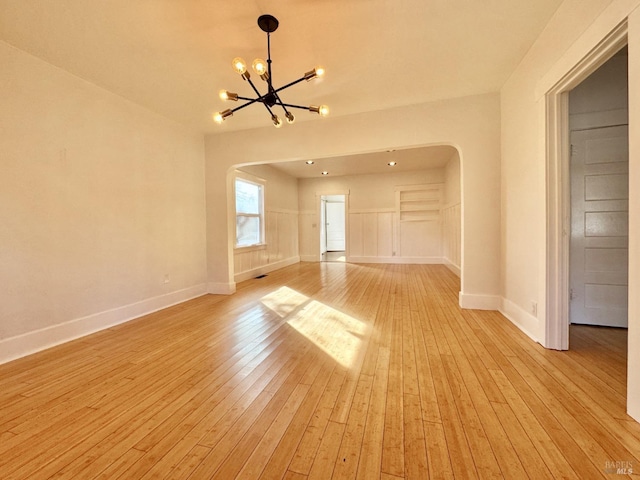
[269,145,457,178]
[0,0,563,135]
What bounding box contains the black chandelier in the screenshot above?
[213,14,329,128]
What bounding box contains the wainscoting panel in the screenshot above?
[377,212,394,257]
[298,211,317,261]
[349,209,441,263]
[442,202,461,276]
[235,209,299,281]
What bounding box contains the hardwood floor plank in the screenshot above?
[381,308,405,478]
[0,262,635,480]
[332,373,374,479]
[235,383,311,479]
[166,444,212,480]
[259,361,335,479]
[356,347,390,479]
[288,367,347,475]
[424,421,454,479]
[488,369,579,479]
[440,323,527,479]
[403,393,429,479]
[308,420,345,480]
[440,355,503,479]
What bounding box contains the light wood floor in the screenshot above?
[1,263,638,479]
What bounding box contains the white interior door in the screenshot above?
[570,125,628,327]
[325,200,345,251]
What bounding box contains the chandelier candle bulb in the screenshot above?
[285,112,295,124]
[232,57,247,75]
[272,114,283,128]
[252,59,267,76]
[213,109,233,124]
[219,90,238,101]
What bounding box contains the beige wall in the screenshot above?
[0,41,207,362]
[298,169,445,211]
[500,0,640,419]
[205,93,502,308]
[233,165,299,281]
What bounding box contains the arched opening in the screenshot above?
[226,145,463,285]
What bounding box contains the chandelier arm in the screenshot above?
[279,103,314,111]
[271,91,291,115]
[270,76,309,96]
[244,76,265,101]
[237,94,284,113]
[226,99,263,115]
[244,75,276,116]
[226,97,274,115]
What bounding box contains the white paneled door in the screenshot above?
[570,125,629,327]
[325,200,345,251]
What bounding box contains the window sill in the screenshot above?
[234,244,267,253]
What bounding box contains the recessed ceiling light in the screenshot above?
[388,162,397,166]
[306,160,315,165]
[321,171,329,175]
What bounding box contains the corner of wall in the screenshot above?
[498,297,540,343]
[208,282,236,295]
[458,293,501,311]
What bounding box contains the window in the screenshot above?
[235,177,264,248]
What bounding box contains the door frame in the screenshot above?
[317,191,350,261]
[323,195,346,252]
[544,22,628,349]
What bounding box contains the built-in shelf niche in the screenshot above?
[396,184,443,222]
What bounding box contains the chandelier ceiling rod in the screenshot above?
[213,14,329,128]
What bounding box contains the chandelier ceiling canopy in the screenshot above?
[213,14,329,128]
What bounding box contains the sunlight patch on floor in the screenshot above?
[260,286,367,369]
[260,286,310,318]
[287,300,368,369]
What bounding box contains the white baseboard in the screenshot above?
[0,284,208,365]
[234,256,300,283]
[442,257,461,277]
[459,292,501,310]
[348,256,443,265]
[207,281,236,295]
[499,297,539,342]
[300,254,320,262]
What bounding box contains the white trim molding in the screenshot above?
[499,297,540,343]
[234,256,300,283]
[348,256,443,265]
[443,257,461,277]
[459,293,501,311]
[0,284,208,365]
